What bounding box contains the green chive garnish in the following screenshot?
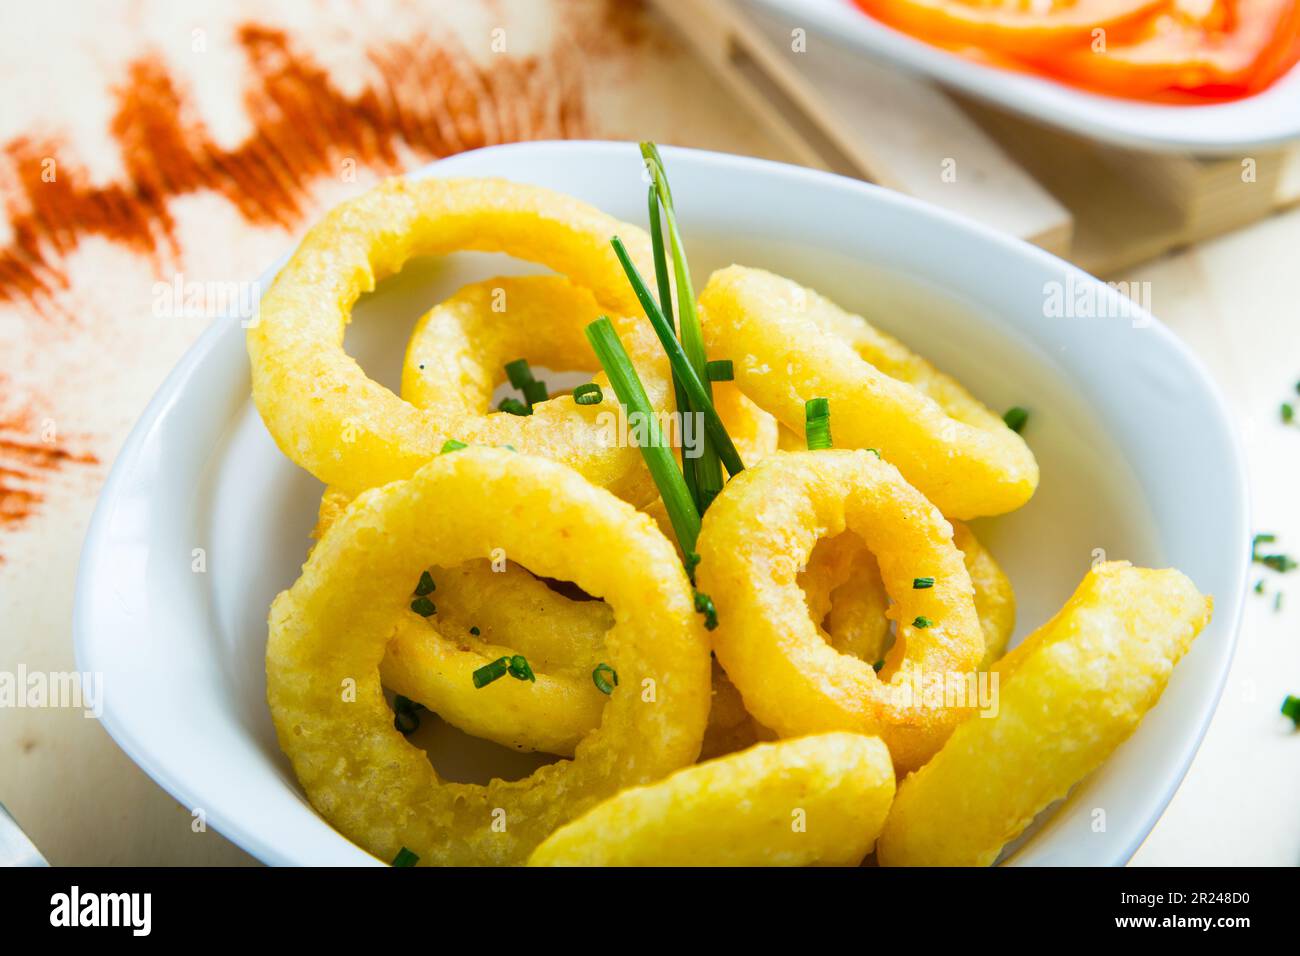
[646,179,698,510]
[642,142,727,509]
[523,380,549,405]
[392,847,419,867]
[872,659,885,673]
[706,359,734,382]
[410,596,436,617]
[805,397,832,450]
[504,359,533,391]
[573,383,604,405]
[593,663,619,695]
[469,626,480,636]
[473,657,510,688]
[913,577,935,589]
[441,439,468,453]
[393,695,422,735]
[586,316,701,562]
[498,397,531,416]
[1253,533,1277,556]
[1254,580,1265,594]
[610,236,745,482]
[1003,406,1029,433]
[866,448,881,458]
[507,655,536,683]
[1282,694,1300,727]
[694,590,718,630]
[1283,403,1295,425]
[415,571,435,596]
[912,616,933,629]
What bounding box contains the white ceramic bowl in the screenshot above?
[748,0,1300,153]
[73,141,1248,866]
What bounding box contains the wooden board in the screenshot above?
[656,0,1300,275]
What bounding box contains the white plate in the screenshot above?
[749,0,1300,153]
[73,141,1249,866]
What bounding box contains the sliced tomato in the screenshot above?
[1038,0,1300,97]
[854,0,1168,54]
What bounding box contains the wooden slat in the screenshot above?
[651,0,1074,256]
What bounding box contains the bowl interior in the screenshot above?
[75,142,1247,866]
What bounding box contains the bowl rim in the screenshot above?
[72,139,1250,866]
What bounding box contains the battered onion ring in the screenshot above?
[527,733,895,867]
[696,449,984,773]
[800,522,1015,669]
[267,448,711,865]
[698,266,1039,519]
[248,177,659,499]
[877,562,1211,867]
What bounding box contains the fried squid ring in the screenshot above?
[528,733,895,867]
[698,266,1039,519]
[380,561,612,756]
[248,177,659,499]
[399,275,669,505]
[267,448,712,866]
[696,450,984,773]
[800,522,1015,669]
[877,563,1212,867]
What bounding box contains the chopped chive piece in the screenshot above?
[586,316,701,563]
[498,397,532,416]
[1253,533,1277,556]
[410,596,436,617]
[1259,553,1297,573]
[1282,694,1300,727]
[912,616,933,629]
[592,662,619,695]
[507,655,536,683]
[415,570,435,596]
[805,397,832,450]
[1275,591,1284,612]
[694,590,718,630]
[392,847,419,867]
[504,359,533,391]
[1254,579,1266,594]
[1003,406,1029,433]
[440,439,468,454]
[473,657,510,688]
[1284,403,1295,425]
[610,236,745,481]
[523,379,549,405]
[872,659,885,673]
[866,448,881,458]
[913,577,935,589]
[393,695,422,735]
[706,359,734,382]
[469,626,480,636]
[573,383,604,405]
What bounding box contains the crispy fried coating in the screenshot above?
[528,733,895,866]
[267,448,711,865]
[248,178,660,500]
[698,266,1038,519]
[697,449,984,773]
[877,562,1211,867]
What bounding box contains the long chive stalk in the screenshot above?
[641,142,725,508]
[648,182,699,508]
[610,237,744,479]
[585,316,701,559]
